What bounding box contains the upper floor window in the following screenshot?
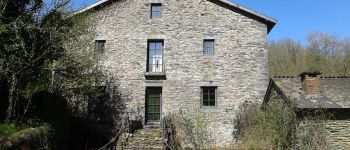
[95,40,106,53]
[203,39,214,55]
[201,87,217,107]
[151,3,161,18]
[147,40,163,72]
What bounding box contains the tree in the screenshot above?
[269,32,350,77]
[0,0,97,121]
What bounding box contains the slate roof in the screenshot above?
[75,0,277,33]
[272,77,350,109]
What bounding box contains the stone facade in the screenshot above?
[264,77,350,149]
[86,0,272,146]
[325,120,350,149]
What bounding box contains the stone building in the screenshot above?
[78,0,276,147]
[263,72,350,149]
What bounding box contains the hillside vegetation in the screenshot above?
[269,32,350,77]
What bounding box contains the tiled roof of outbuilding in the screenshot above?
[272,77,350,109]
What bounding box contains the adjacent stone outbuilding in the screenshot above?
[263,72,350,149]
[78,0,276,147]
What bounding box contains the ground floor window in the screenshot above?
[201,87,217,107]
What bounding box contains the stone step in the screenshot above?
[116,128,164,150]
[116,146,163,150]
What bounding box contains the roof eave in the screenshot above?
[213,0,277,34]
[73,0,110,15]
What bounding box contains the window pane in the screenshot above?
[148,98,155,105]
[151,4,161,18]
[148,106,154,113]
[204,40,214,54]
[149,114,154,120]
[154,106,160,113]
[154,99,160,105]
[209,94,215,101]
[154,114,160,120]
[155,42,162,50]
[209,101,215,106]
[149,42,156,50]
[209,88,215,94]
[152,5,160,11]
[147,41,163,72]
[95,40,105,53]
[155,49,162,56]
[203,101,209,106]
[148,57,155,65]
[203,93,208,101]
[207,41,214,48]
[203,88,209,94]
[149,92,159,97]
[202,87,217,107]
[152,12,160,18]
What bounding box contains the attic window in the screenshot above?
[203,39,215,55]
[95,40,106,53]
[151,3,161,18]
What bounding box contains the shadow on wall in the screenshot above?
[27,85,128,150]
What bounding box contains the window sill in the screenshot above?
[145,72,166,80]
[200,106,220,113]
[150,18,162,22]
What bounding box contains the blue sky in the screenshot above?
[67,0,350,44]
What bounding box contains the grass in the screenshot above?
[0,122,26,138]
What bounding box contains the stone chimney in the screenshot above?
[299,72,322,96]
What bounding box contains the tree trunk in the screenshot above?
[6,75,17,120]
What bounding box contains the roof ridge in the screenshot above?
[273,76,298,79]
[320,76,350,78]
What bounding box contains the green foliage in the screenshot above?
[0,123,26,138]
[0,124,50,149]
[269,31,350,77]
[0,0,100,121]
[234,102,295,149]
[163,109,214,149]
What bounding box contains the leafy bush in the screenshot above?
[0,124,50,149]
[233,102,295,149]
[0,123,25,138]
[234,101,330,149]
[163,109,214,150]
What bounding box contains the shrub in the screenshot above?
[233,102,295,149]
[234,101,330,149]
[0,124,50,150]
[295,109,330,150]
[163,109,214,150]
[0,123,26,138]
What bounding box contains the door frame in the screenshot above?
[145,87,162,125]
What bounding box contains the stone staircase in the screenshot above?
[117,128,165,150]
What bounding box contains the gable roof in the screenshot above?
[266,77,350,109]
[75,0,277,33]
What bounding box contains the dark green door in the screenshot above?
[146,88,161,122]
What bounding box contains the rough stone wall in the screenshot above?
[324,120,350,149]
[88,0,268,146]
